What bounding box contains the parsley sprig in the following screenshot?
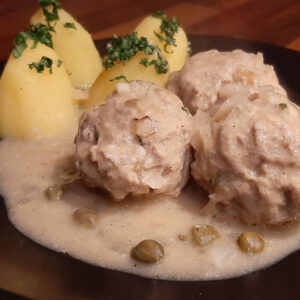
[103,32,168,74]
[279,103,287,110]
[38,0,62,24]
[29,56,54,73]
[152,10,179,53]
[64,22,76,30]
[110,75,128,82]
[13,23,55,58]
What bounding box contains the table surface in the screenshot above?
[0,0,300,61]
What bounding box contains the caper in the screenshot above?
[72,208,100,228]
[192,224,220,246]
[237,231,265,254]
[131,239,164,263]
[45,170,81,201]
[45,184,64,200]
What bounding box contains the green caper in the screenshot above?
[72,208,100,228]
[45,170,81,201]
[131,239,164,263]
[237,231,265,254]
[192,224,220,246]
[45,184,64,200]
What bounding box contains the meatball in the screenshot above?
[191,84,300,225]
[167,50,286,114]
[75,81,192,200]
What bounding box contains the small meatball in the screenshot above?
[75,81,192,200]
[191,85,300,225]
[167,50,286,114]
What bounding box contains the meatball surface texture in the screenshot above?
[167,50,286,114]
[191,84,300,225]
[75,81,192,200]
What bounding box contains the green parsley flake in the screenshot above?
[38,0,62,24]
[181,106,190,114]
[64,22,76,30]
[152,10,166,20]
[136,135,145,146]
[187,40,192,55]
[110,75,128,82]
[212,171,222,190]
[57,59,63,67]
[13,32,29,58]
[279,103,287,110]
[153,10,179,53]
[29,56,53,74]
[103,32,168,74]
[12,23,55,59]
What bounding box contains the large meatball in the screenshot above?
[167,50,286,114]
[191,84,300,225]
[75,81,192,200]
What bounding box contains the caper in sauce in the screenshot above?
[192,224,220,246]
[237,231,265,254]
[131,239,164,263]
[45,184,64,200]
[45,170,81,200]
[72,208,100,228]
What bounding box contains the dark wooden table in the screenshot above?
[0,0,300,61]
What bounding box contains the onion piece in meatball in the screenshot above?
[75,80,192,200]
[191,84,300,226]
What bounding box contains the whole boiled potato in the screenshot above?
[86,52,169,107]
[31,8,102,87]
[135,16,188,72]
[0,41,77,139]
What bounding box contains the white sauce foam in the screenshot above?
[0,133,300,280]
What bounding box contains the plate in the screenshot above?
[0,35,300,300]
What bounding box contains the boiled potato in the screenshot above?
[0,41,77,139]
[135,16,188,72]
[31,8,102,87]
[86,52,169,107]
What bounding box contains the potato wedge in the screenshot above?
[86,52,169,107]
[0,41,77,139]
[135,16,188,72]
[31,8,102,87]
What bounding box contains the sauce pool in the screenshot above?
[0,132,300,280]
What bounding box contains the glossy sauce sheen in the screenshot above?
[1,132,300,280]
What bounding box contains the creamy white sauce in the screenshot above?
[1,132,300,281]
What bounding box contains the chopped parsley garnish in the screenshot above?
[64,22,76,30]
[279,103,287,110]
[38,0,62,24]
[152,10,166,20]
[187,40,192,55]
[12,23,55,58]
[181,106,190,114]
[152,10,179,53]
[103,32,168,74]
[29,56,53,74]
[13,32,29,58]
[212,171,222,190]
[136,135,145,146]
[57,59,63,67]
[27,23,55,48]
[110,75,128,82]
[139,56,168,74]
